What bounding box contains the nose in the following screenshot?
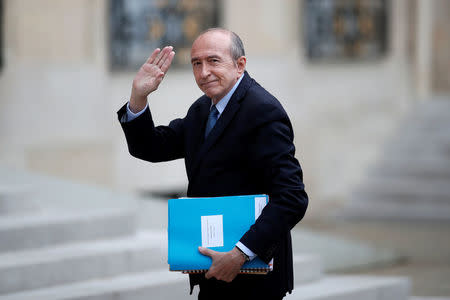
[199,63,210,79]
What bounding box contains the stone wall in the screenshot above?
[0,0,423,211]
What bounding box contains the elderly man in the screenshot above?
[118,28,308,300]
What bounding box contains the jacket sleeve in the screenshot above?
[117,103,185,163]
[239,108,308,263]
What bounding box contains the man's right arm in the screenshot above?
[118,46,184,163]
[120,45,175,123]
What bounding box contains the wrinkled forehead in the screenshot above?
[190,31,232,59]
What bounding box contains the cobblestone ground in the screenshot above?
[303,219,450,297]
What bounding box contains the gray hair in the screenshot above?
[229,31,245,61]
[199,28,245,62]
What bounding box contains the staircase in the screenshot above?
[0,167,410,299]
[338,98,450,221]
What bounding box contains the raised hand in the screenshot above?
[129,46,175,112]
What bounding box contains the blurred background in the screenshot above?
[0,0,449,299]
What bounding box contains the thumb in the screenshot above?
[198,246,215,258]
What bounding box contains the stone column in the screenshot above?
[415,0,434,100]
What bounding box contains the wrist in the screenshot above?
[129,93,147,113]
[234,246,249,264]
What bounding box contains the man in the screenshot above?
[118,28,308,300]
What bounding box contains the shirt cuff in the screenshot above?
[125,102,148,122]
[236,242,257,261]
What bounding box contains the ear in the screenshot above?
[236,56,247,75]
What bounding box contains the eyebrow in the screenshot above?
[191,55,221,63]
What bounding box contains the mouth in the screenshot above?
[201,80,218,88]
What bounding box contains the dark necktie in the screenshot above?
[204,105,219,138]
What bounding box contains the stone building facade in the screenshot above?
[0,0,448,214]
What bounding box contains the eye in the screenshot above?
[208,58,219,64]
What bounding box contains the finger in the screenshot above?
[198,246,215,258]
[160,51,175,73]
[204,270,213,279]
[156,48,172,69]
[155,46,173,67]
[152,46,168,66]
[145,48,161,65]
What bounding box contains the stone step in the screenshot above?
[293,255,322,285]
[352,177,450,204]
[401,99,450,120]
[342,98,450,222]
[410,297,450,300]
[369,157,450,180]
[386,130,450,147]
[0,274,409,300]
[0,230,165,294]
[0,254,323,300]
[0,185,38,216]
[0,208,136,253]
[0,225,322,295]
[338,199,450,221]
[0,230,321,294]
[382,144,450,159]
[0,269,188,300]
[380,141,450,161]
[290,229,399,272]
[288,275,410,300]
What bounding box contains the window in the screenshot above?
[109,0,219,71]
[304,0,388,61]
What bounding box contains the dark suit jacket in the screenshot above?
[117,71,308,298]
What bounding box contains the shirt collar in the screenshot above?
[211,74,244,116]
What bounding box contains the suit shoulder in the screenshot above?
[187,95,209,113]
[191,94,210,108]
[244,80,288,119]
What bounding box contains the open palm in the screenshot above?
[130,46,175,111]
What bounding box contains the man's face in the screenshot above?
[190,31,245,104]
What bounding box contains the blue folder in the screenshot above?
[168,194,271,273]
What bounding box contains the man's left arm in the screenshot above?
[239,115,308,262]
[199,111,308,281]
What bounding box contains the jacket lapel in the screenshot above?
[189,72,253,179]
[185,97,210,180]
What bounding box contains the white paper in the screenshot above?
[201,215,224,247]
[254,196,267,221]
